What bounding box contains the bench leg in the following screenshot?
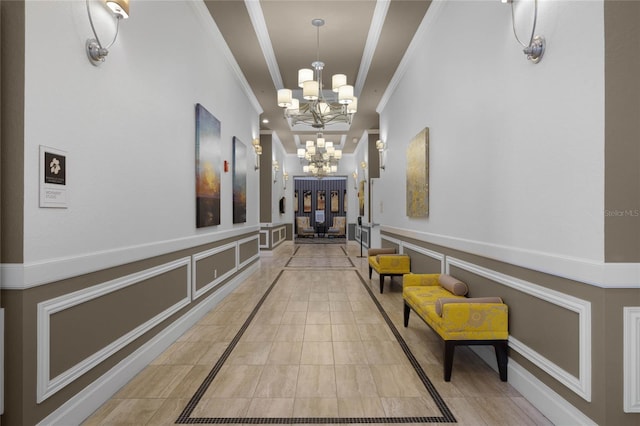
[444,341,455,382]
[379,275,385,293]
[403,302,410,327]
[368,265,372,279]
[494,341,508,382]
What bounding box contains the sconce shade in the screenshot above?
[376,140,385,151]
[106,0,129,19]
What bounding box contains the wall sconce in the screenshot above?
[376,140,386,171]
[272,160,280,183]
[86,0,130,65]
[503,0,545,63]
[283,172,289,189]
[360,161,368,182]
[252,138,262,170]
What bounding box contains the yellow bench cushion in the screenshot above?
[368,254,411,274]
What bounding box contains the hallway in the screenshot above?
[82,242,552,425]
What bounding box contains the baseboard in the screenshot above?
[37,263,258,426]
[471,346,597,426]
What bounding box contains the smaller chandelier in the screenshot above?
[297,133,342,177]
[277,18,356,129]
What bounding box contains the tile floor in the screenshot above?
[82,242,554,425]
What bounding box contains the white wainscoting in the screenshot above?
[272,226,286,248]
[382,226,640,288]
[36,257,192,403]
[474,347,598,426]
[1,227,260,290]
[192,236,260,299]
[381,234,593,401]
[382,236,446,274]
[624,306,640,413]
[37,263,259,426]
[446,257,592,402]
[192,242,238,300]
[259,229,270,249]
[238,235,261,270]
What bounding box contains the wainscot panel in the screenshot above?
[239,235,260,267]
[2,231,258,425]
[193,244,237,299]
[380,230,622,425]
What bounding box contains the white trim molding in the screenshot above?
[446,256,592,402]
[382,236,446,274]
[377,0,445,113]
[271,226,286,248]
[189,0,262,114]
[624,307,640,413]
[238,235,261,270]
[479,351,598,426]
[354,0,390,97]
[381,226,640,288]
[37,263,258,426]
[244,0,284,90]
[36,257,192,403]
[2,227,260,290]
[259,229,270,249]
[192,242,238,300]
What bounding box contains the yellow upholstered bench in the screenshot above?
[368,248,411,293]
[403,273,509,381]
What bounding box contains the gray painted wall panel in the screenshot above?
[49,266,189,377]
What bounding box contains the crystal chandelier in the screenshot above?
[297,133,342,177]
[277,18,357,129]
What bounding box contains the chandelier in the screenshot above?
[297,133,342,177]
[276,18,357,129]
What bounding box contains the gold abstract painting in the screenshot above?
[406,127,429,217]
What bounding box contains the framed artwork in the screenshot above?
[330,190,339,213]
[39,145,68,208]
[343,189,347,213]
[195,103,221,228]
[232,136,247,224]
[317,190,326,210]
[303,190,312,213]
[294,190,299,213]
[406,127,429,217]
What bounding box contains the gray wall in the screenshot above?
[604,0,640,262]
